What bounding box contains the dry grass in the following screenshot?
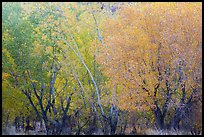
[2,126,46,135]
[144,128,193,135]
[3,126,201,135]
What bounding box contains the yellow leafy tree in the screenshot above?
[97,2,202,130]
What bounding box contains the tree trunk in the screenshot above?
[110,106,118,135]
[154,102,165,130]
[40,110,49,135]
[171,107,181,130]
[15,116,20,132]
[22,116,25,131]
[171,83,194,130]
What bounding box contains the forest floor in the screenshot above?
[2,126,46,135]
[2,126,195,135]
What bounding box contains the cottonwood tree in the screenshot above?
[2,2,114,135]
[97,2,202,131]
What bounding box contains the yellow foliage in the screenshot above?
[31,79,38,83]
[97,2,202,112]
[2,73,11,80]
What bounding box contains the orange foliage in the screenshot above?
[96,3,202,111]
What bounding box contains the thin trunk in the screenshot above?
[60,93,72,134]
[22,116,25,131]
[122,118,127,134]
[90,101,104,133]
[91,9,107,48]
[109,105,118,135]
[67,56,86,108]
[60,35,105,117]
[22,90,41,122]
